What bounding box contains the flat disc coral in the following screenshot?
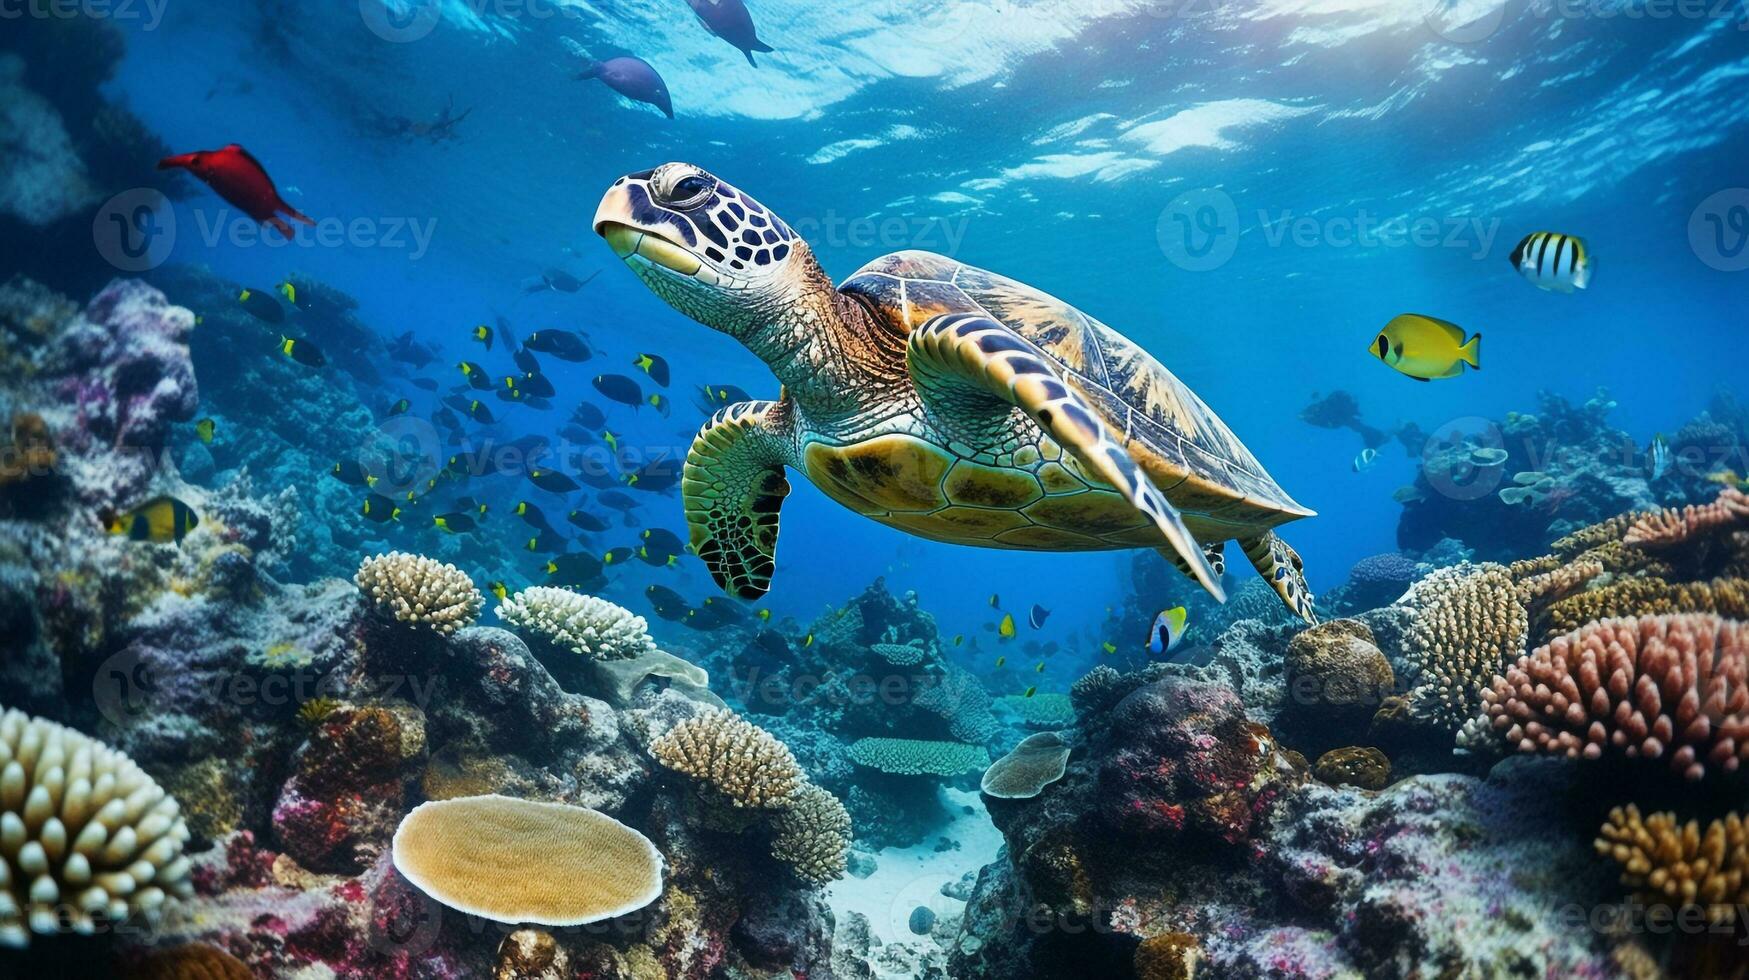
[391,794,664,926]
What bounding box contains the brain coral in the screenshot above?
[0,708,194,948]
[1401,564,1528,732]
[846,737,989,776]
[391,794,663,925]
[981,732,1071,800]
[769,782,853,886]
[649,709,802,809]
[1481,614,1748,780]
[496,587,656,660]
[1596,804,1747,920]
[354,552,482,635]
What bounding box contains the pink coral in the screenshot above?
[1624,487,1749,549]
[1481,614,1749,780]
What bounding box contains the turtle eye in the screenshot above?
[659,171,716,208]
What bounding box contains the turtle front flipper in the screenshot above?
[1240,532,1318,625]
[908,314,1225,602]
[683,400,794,600]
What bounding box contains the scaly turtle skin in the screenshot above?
[594,163,1318,623]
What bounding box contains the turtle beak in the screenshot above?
[594,187,703,277]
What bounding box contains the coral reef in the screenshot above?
[1481,614,1748,780]
[650,708,803,809]
[1399,563,1528,733]
[1596,804,1748,921]
[1312,745,1390,790]
[496,587,656,661]
[391,795,664,925]
[1279,618,1393,755]
[769,783,853,886]
[846,737,989,777]
[0,708,193,948]
[353,552,482,636]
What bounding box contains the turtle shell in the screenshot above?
[839,250,1313,529]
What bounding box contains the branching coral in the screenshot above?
[769,782,852,886]
[846,737,989,777]
[649,709,802,809]
[0,708,193,948]
[1625,487,1749,549]
[1541,577,1749,639]
[495,587,655,660]
[391,795,663,926]
[1400,564,1529,732]
[1481,614,1749,780]
[1596,805,1748,920]
[354,552,482,636]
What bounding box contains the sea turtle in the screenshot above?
[593,163,1319,623]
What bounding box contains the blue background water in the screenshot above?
[104,2,1748,663]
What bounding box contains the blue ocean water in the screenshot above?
[108,1,1748,660]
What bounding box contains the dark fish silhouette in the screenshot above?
[687,0,773,67]
[570,43,674,119]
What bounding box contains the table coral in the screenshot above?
[845,736,989,777]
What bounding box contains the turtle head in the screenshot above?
[595,163,810,337]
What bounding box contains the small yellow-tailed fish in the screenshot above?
[1509,232,1592,293]
[1023,686,1037,698]
[489,581,508,601]
[995,656,1006,668]
[1033,661,1045,673]
[1367,314,1478,382]
[195,418,216,444]
[1100,641,1117,655]
[758,608,772,621]
[802,633,815,648]
[1149,606,1189,657]
[472,324,494,349]
[997,613,1016,640]
[106,495,200,543]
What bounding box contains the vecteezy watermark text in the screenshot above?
[191,209,437,261]
[0,0,168,30]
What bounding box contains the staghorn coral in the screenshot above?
[1400,564,1529,733]
[1482,614,1749,780]
[391,794,663,925]
[0,707,193,948]
[1625,487,1749,549]
[845,737,989,777]
[1596,805,1748,921]
[769,782,853,886]
[981,732,1071,800]
[1541,576,1749,639]
[354,551,482,636]
[495,586,655,660]
[650,709,803,809]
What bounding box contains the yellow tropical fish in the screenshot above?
[994,656,1006,668]
[194,418,215,444]
[1368,314,1479,382]
[1033,661,1045,673]
[1100,641,1117,655]
[106,495,199,543]
[1023,686,1037,698]
[998,613,1016,640]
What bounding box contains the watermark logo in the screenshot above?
[1425,0,1511,42]
[0,0,170,30]
[1157,188,1239,272]
[360,0,441,42]
[93,188,176,273]
[92,647,161,726]
[1690,188,1749,272]
[1421,416,1508,501]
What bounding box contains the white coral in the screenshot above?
[496,587,655,660]
[0,708,193,948]
[355,552,483,636]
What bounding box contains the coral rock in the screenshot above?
[354,552,482,636]
[494,929,568,980]
[1313,746,1391,790]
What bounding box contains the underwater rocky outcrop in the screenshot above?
[0,279,845,978]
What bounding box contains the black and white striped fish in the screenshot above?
[1509,232,1592,293]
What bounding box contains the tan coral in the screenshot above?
[1596,804,1749,922]
[354,552,482,636]
[391,795,663,925]
[649,709,802,809]
[769,782,852,885]
[1541,577,1749,639]
[1625,487,1749,549]
[1134,932,1201,980]
[1400,564,1529,733]
[1482,614,1749,780]
[0,708,194,948]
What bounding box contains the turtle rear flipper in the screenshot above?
[1241,532,1318,625]
[908,314,1225,602]
[683,400,793,600]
